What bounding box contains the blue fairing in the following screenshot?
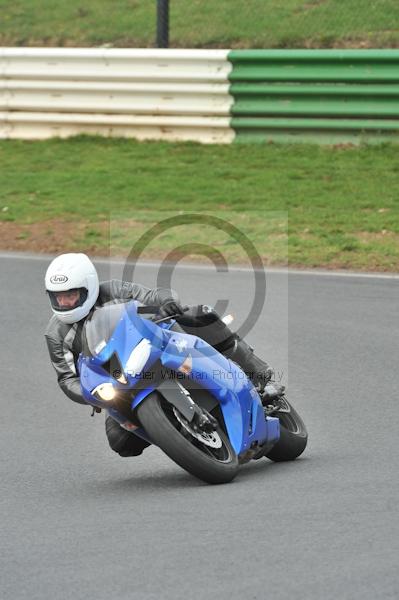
[79,301,280,458]
[160,332,273,454]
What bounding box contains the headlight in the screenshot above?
[92,383,116,402]
[126,338,151,376]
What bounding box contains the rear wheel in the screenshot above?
[265,396,308,462]
[137,391,239,484]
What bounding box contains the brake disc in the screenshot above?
[172,407,222,449]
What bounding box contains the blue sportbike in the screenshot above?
[79,301,307,484]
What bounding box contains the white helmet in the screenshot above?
[45,253,99,324]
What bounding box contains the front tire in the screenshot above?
[265,396,308,462]
[137,392,239,484]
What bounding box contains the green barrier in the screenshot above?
[228,50,399,143]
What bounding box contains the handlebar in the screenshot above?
[137,305,189,324]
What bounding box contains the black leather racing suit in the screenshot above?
[45,280,180,456]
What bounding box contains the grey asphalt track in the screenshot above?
[1,253,398,600]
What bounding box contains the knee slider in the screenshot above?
[106,417,132,453]
[105,417,150,457]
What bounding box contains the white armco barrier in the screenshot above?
[0,48,234,143]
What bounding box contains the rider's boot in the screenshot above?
[223,336,274,393]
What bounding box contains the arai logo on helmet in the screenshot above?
[50,274,69,284]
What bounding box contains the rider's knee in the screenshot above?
[105,416,150,457]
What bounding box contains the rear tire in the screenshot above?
[265,397,308,462]
[137,391,239,484]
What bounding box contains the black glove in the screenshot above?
[158,299,185,318]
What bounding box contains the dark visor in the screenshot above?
[48,288,88,312]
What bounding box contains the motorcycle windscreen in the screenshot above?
[83,302,129,357]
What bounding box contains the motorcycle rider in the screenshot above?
[45,253,279,458]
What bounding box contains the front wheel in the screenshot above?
[137,392,239,484]
[265,396,308,462]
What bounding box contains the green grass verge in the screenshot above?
[1,137,398,271]
[0,0,398,49]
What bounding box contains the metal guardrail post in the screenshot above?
[156,0,169,48]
